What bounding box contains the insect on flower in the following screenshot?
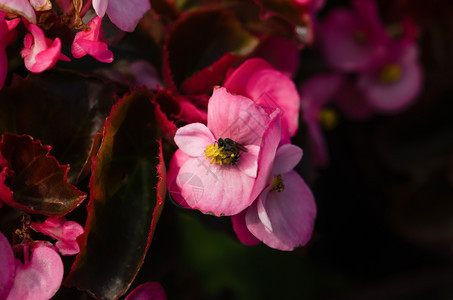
[217,138,248,165]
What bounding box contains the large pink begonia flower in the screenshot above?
[357,40,423,113]
[125,282,167,300]
[300,73,344,167]
[232,144,316,251]
[224,58,300,143]
[319,0,390,72]
[0,12,20,90]
[167,87,281,216]
[92,0,150,32]
[72,16,113,63]
[30,217,84,256]
[20,23,68,73]
[0,232,64,300]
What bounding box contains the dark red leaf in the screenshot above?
[163,9,258,94]
[0,134,86,216]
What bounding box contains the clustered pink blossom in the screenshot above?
[300,0,424,167]
[168,59,317,251]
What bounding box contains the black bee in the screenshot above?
[217,138,248,165]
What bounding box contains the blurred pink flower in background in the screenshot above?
[300,73,344,167]
[357,39,423,113]
[232,144,316,251]
[319,0,389,72]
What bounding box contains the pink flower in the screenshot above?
[333,78,374,121]
[167,87,280,216]
[319,0,390,72]
[357,40,423,113]
[232,144,317,251]
[30,217,84,256]
[72,16,113,63]
[0,12,20,89]
[20,23,68,73]
[92,0,151,32]
[224,58,300,143]
[0,0,36,23]
[300,73,344,167]
[0,232,64,300]
[125,282,166,300]
[0,231,15,298]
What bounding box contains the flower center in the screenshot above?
[318,108,339,130]
[270,174,285,192]
[204,138,245,166]
[379,64,402,83]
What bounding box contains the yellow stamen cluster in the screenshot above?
[318,108,339,131]
[271,174,285,192]
[379,64,402,84]
[205,144,236,166]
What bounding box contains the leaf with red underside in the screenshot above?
[181,53,239,95]
[0,134,86,216]
[0,71,127,184]
[163,9,258,94]
[64,90,165,300]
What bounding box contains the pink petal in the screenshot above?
[0,0,36,23]
[224,58,300,139]
[231,210,260,246]
[207,87,270,147]
[178,100,207,124]
[30,217,84,256]
[246,171,316,250]
[92,0,108,18]
[21,24,62,73]
[237,144,259,178]
[249,110,281,202]
[272,144,303,175]
[106,0,151,32]
[72,16,113,63]
[0,231,15,299]
[76,39,113,63]
[224,58,273,96]
[125,282,167,300]
[166,149,191,208]
[174,123,215,157]
[175,155,256,216]
[7,245,64,300]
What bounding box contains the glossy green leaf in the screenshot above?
[0,71,127,184]
[64,90,165,299]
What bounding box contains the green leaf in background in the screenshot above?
[64,90,165,299]
[0,134,86,216]
[0,71,128,184]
